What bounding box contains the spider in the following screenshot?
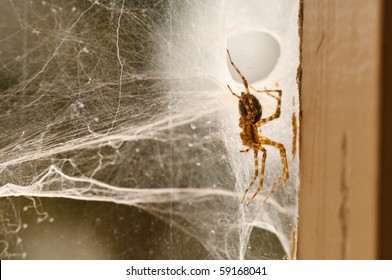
[226,49,289,206]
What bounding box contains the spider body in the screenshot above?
[227,49,289,206]
[238,93,262,146]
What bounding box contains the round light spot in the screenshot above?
[227,31,280,83]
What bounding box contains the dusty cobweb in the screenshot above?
[0,0,300,259]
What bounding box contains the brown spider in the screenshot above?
[226,49,289,206]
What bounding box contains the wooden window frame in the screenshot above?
[297,0,388,259]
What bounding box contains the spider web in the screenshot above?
[0,0,300,259]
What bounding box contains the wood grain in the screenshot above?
[298,0,382,259]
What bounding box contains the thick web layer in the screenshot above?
[0,0,300,259]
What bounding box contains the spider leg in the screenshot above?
[250,86,281,101]
[240,148,251,153]
[226,49,258,115]
[259,136,289,203]
[251,87,282,127]
[245,145,267,206]
[227,49,250,91]
[227,85,241,98]
[241,149,261,203]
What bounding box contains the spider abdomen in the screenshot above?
[239,94,262,123]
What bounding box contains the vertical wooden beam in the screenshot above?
[298,0,382,259]
[380,0,392,260]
